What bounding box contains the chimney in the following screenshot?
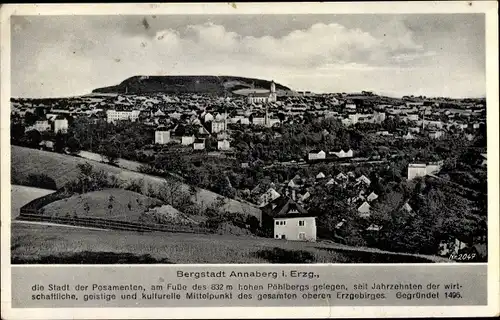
[291,189,296,201]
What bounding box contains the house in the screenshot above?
[316,172,326,179]
[54,118,68,133]
[357,201,371,218]
[193,139,205,150]
[325,178,335,186]
[366,224,382,232]
[407,164,427,180]
[428,130,444,139]
[211,120,226,134]
[217,139,231,151]
[106,109,140,123]
[367,192,379,202]
[181,135,195,146]
[336,172,348,181]
[258,188,281,207]
[403,132,415,140]
[329,149,353,158]
[308,150,326,161]
[356,175,371,186]
[266,197,317,242]
[39,140,54,151]
[300,191,311,202]
[154,128,171,144]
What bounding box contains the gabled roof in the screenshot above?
[265,196,312,218]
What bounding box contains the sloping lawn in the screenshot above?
[11,223,438,264]
[41,188,162,223]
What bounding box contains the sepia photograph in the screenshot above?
[8,11,489,265]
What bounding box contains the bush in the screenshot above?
[24,174,57,190]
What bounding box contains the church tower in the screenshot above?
[269,80,277,103]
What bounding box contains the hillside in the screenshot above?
[40,189,163,223]
[92,75,290,95]
[11,146,262,220]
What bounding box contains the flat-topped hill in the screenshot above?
[92,75,291,95]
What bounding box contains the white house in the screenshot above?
[329,149,353,158]
[193,139,205,150]
[106,109,140,123]
[181,135,195,145]
[270,197,316,242]
[211,120,226,134]
[54,118,68,133]
[407,162,443,180]
[357,201,371,218]
[407,164,427,180]
[203,112,214,122]
[217,139,231,151]
[367,192,379,202]
[308,150,326,161]
[155,129,171,144]
[316,172,326,179]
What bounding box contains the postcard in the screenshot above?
[1,2,498,319]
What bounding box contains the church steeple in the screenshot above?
[269,80,277,103]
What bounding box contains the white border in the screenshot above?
[1,2,499,319]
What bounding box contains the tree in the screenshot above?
[54,132,67,153]
[25,130,42,148]
[66,136,81,154]
[24,112,38,126]
[11,122,25,145]
[99,142,120,166]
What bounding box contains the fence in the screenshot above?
[17,212,213,234]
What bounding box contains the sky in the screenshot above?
[11,14,485,98]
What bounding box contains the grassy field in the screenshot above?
[11,185,56,219]
[40,189,162,223]
[11,223,440,264]
[11,146,261,219]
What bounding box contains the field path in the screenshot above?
[11,185,56,219]
[12,220,108,231]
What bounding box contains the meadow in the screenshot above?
[11,223,442,264]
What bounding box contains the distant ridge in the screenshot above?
[92,75,291,95]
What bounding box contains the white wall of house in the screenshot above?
[274,217,316,242]
[54,119,68,133]
[155,131,171,144]
[181,136,195,145]
[217,139,231,151]
[308,151,326,160]
[408,164,427,180]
